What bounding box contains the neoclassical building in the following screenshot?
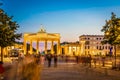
[23,27,61,55]
[61,42,80,56]
[79,35,114,56]
[0,43,23,56]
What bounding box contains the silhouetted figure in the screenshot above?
[93,57,97,68]
[102,56,105,67]
[75,56,79,64]
[88,54,92,67]
[40,55,45,65]
[65,55,69,63]
[54,54,58,67]
[46,53,52,67]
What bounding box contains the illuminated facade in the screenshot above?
[79,35,114,56]
[23,27,61,55]
[61,42,80,56]
[0,43,23,56]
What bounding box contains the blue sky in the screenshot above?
[1,0,120,42]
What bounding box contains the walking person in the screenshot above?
[93,56,97,68]
[40,55,45,65]
[102,56,105,67]
[75,56,79,64]
[46,53,52,67]
[88,54,92,67]
[54,54,58,67]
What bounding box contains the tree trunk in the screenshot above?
[1,47,4,62]
[114,45,117,68]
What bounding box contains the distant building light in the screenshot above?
[0,22,2,25]
[11,46,14,49]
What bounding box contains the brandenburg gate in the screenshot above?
[23,27,61,55]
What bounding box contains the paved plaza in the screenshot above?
[41,63,120,80]
[2,60,120,80]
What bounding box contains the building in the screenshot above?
[61,42,80,56]
[0,43,23,57]
[23,27,61,55]
[79,35,114,56]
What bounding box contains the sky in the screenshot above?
[1,0,120,42]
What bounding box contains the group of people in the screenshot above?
[18,52,58,68]
[45,53,58,67]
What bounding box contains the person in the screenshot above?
[88,54,92,67]
[102,56,105,67]
[18,51,24,62]
[93,56,97,68]
[40,55,45,65]
[54,54,58,67]
[46,53,52,67]
[0,61,5,80]
[65,55,68,63]
[75,56,79,64]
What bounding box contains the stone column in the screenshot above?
[36,40,39,54]
[76,46,79,56]
[4,47,7,56]
[57,40,60,55]
[24,39,27,54]
[78,45,80,55]
[64,46,67,55]
[68,46,70,55]
[80,40,85,55]
[66,46,69,55]
[30,40,33,54]
[71,46,73,56]
[51,40,54,54]
[45,40,47,54]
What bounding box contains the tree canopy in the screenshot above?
[101,12,120,68]
[101,12,120,45]
[0,9,22,48]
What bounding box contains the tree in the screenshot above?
[101,12,120,68]
[0,9,22,62]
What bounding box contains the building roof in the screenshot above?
[79,35,104,38]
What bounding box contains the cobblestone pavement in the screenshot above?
[41,63,120,80]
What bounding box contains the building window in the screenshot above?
[85,41,90,45]
[105,46,107,49]
[96,46,98,49]
[99,46,101,50]
[103,46,104,50]
[88,46,90,49]
[88,51,89,54]
[96,38,98,40]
